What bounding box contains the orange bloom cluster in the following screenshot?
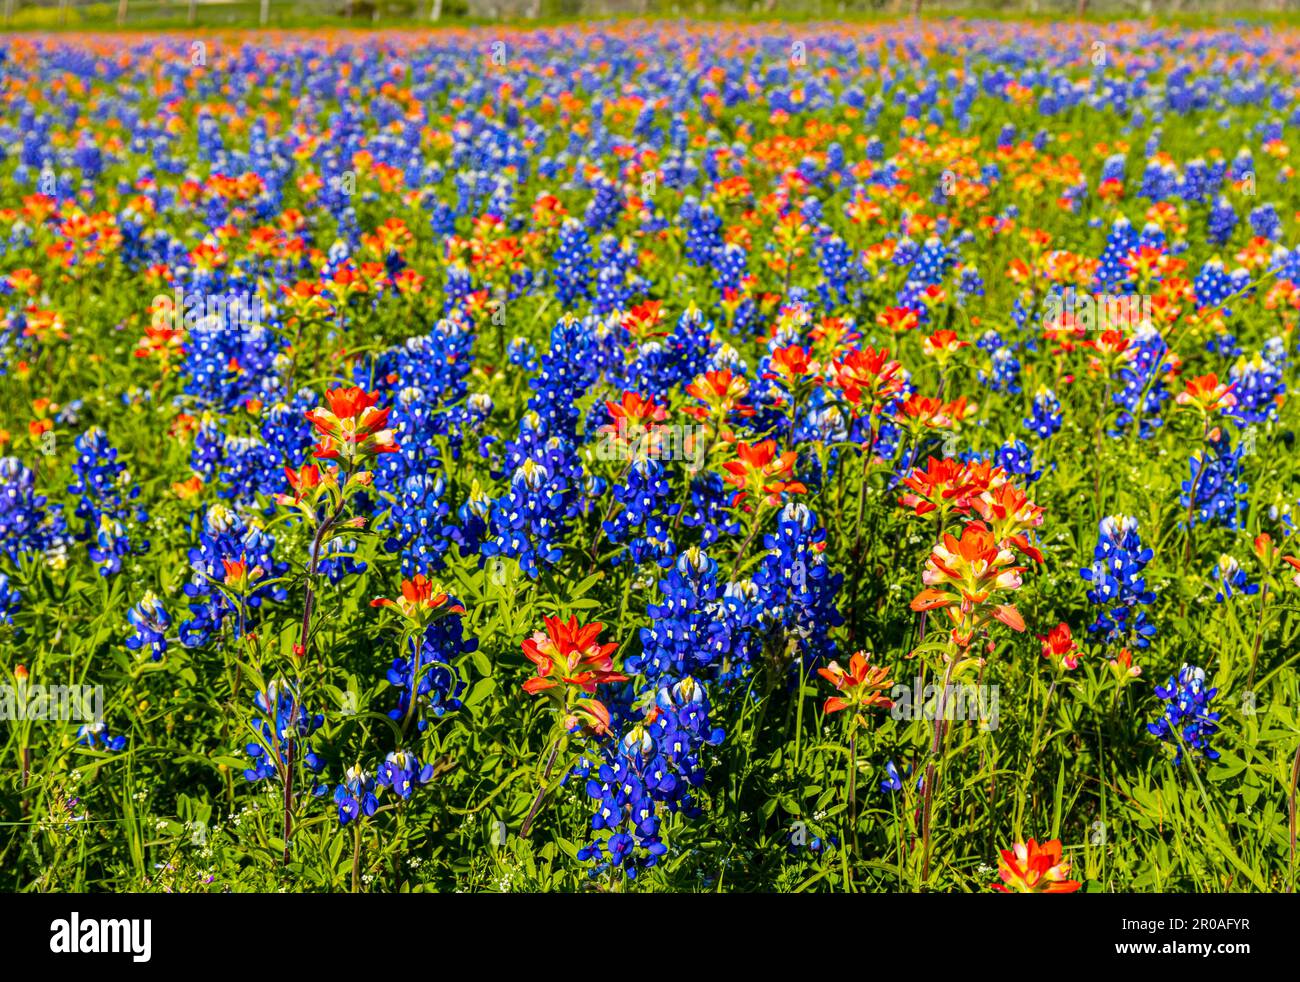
[521,616,626,698]
[830,345,904,415]
[898,456,1004,519]
[910,525,1035,652]
[1175,373,1237,416]
[722,440,807,508]
[370,575,464,628]
[305,386,400,465]
[990,838,1081,893]
[1038,622,1079,671]
[817,651,895,719]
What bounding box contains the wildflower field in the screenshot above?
[2,18,1300,896]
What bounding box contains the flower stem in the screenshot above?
[519,737,561,839]
[919,655,957,886]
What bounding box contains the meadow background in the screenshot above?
[1,13,1300,894]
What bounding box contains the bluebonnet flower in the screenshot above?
[1111,324,1171,439]
[1249,203,1282,241]
[602,457,680,569]
[1148,664,1220,764]
[1207,196,1237,245]
[0,572,18,624]
[680,471,743,545]
[77,721,127,752]
[994,439,1043,484]
[880,759,903,793]
[878,760,924,794]
[978,345,1022,394]
[376,749,435,800]
[67,428,149,574]
[593,236,642,315]
[483,448,580,579]
[507,337,538,372]
[317,535,367,584]
[752,502,844,671]
[386,603,473,732]
[1182,432,1248,530]
[958,266,984,301]
[91,516,140,577]
[634,547,762,685]
[1226,350,1285,428]
[0,456,70,564]
[334,763,379,825]
[553,219,593,309]
[682,198,723,268]
[817,232,858,308]
[1093,217,1139,290]
[1210,555,1258,603]
[125,591,170,661]
[618,306,715,394]
[181,315,282,414]
[1079,515,1157,648]
[1024,386,1063,440]
[179,505,288,647]
[1194,258,1237,310]
[243,681,324,785]
[377,465,455,576]
[577,676,724,878]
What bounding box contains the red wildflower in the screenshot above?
[990,838,1081,894]
[520,616,626,696]
[305,386,399,464]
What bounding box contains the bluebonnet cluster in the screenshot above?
[242,681,325,786]
[333,764,379,826]
[199,394,316,507]
[1225,349,1286,428]
[680,471,744,545]
[1024,386,1063,440]
[125,591,171,661]
[993,439,1043,484]
[0,456,69,565]
[1147,664,1220,764]
[577,677,724,878]
[1207,196,1238,245]
[482,443,582,578]
[816,232,861,309]
[1111,325,1171,439]
[1193,258,1250,313]
[386,604,473,732]
[181,305,283,414]
[366,323,481,575]
[632,547,762,683]
[574,543,768,876]
[381,472,453,577]
[481,315,602,577]
[977,345,1022,395]
[752,502,844,671]
[1249,203,1283,241]
[67,428,149,576]
[179,505,288,647]
[376,749,436,800]
[1182,432,1248,530]
[602,457,679,568]
[1210,555,1259,603]
[1079,515,1157,648]
[593,236,644,316]
[553,219,593,308]
[77,721,128,752]
[317,536,367,584]
[1093,217,1138,290]
[618,306,715,394]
